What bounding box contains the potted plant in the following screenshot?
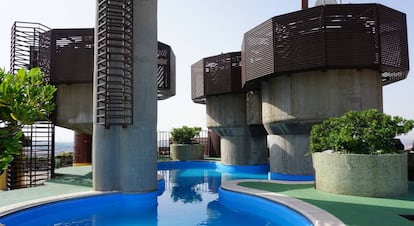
[310,109,414,197]
[170,126,204,160]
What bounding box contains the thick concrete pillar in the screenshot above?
[207,93,268,166]
[93,0,158,193]
[262,69,383,177]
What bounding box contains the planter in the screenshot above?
[0,169,7,190]
[312,152,408,197]
[170,144,204,161]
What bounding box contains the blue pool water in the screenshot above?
[0,161,312,226]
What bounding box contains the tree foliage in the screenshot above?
[0,68,56,171]
[171,126,202,144]
[310,109,414,154]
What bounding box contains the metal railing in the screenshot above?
[157,130,213,158]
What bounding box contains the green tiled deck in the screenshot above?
[241,181,414,226]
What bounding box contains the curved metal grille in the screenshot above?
[96,0,134,127]
[191,52,242,103]
[242,4,409,87]
[10,22,51,78]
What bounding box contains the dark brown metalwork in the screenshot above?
[7,121,54,189]
[10,22,50,77]
[302,0,308,9]
[157,41,176,100]
[191,59,205,103]
[8,22,55,190]
[191,52,242,104]
[242,4,409,87]
[96,0,134,128]
[50,29,94,84]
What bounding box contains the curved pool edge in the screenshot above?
[0,175,166,219]
[220,179,345,226]
[0,190,106,218]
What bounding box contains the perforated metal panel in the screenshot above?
[51,29,94,83]
[325,4,378,68]
[242,4,409,87]
[96,0,134,127]
[378,5,409,85]
[10,22,50,76]
[191,59,205,103]
[273,7,325,73]
[157,41,176,100]
[242,18,274,86]
[191,52,242,103]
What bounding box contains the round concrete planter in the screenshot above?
[312,152,408,197]
[170,144,204,161]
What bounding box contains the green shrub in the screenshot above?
[0,68,56,171]
[171,126,202,144]
[310,109,414,154]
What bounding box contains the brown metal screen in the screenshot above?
[8,22,55,190]
[191,59,205,103]
[51,29,94,84]
[242,19,274,85]
[10,22,50,76]
[191,52,242,103]
[7,122,55,189]
[242,4,409,87]
[157,41,176,100]
[96,0,134,127]
[378,5,409,85]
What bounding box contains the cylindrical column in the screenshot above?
[262,69,383,177]
[93,0,158,193]
[73,132,92,166]
[118,0,158,193]
[207,93,268,166]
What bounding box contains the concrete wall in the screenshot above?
[207,93,268,166]
[55,84,93,135]
[262,69,383,175]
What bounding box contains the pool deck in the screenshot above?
[1,165,414,226]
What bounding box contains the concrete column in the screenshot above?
[262,69,383,176]
[116,0,158,193]
[207,93,268,166]
[93,0,158,193]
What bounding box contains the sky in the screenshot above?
[0,0,413,143]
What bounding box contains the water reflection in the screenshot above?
[167,169,221,203]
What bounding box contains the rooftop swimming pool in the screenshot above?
[0,161,313,226]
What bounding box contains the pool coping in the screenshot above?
[221,179,345,226]
[0,191,108,218]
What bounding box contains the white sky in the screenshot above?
[0,0,413,142]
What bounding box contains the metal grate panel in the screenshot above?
[325,4,378,68]
[242,18,274,87]
[157,41,176,100]
[191,52,242,103]
[10,22,50,77]
[9,22,55,190]
[7,121,54,189]
[191,59,205,103]
[51,29,94,84]
[96,0,134,127]
[378,5,409,85]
